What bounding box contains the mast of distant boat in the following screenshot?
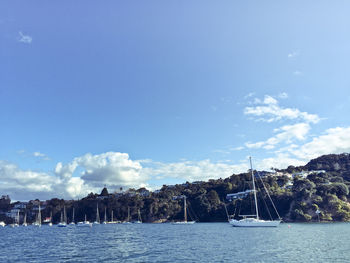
[138,209,142,223]
[96,204,100,223]
[184,196,187,223]
[38,204,42,226]
[23,212,27,226]
[127,207,130,222]
[64,206,67,224]
[72,207,75,224]
[250,157,259,220]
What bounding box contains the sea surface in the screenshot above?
[1,222,349,262]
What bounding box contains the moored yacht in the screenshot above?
[77,215,92,227]
[93,204,100,225]
[58,206,67,227]
[229,157,281,227]
[172,196,196,225]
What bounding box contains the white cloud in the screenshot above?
[55,152,146,191]
[232,146,244,151]
[245,123,310,150]
[0,152,147,200]
[244,95,320,123]
[18,31,32,44]
[255,154,306,171]
[291,127,350,161]
[141,159,248,182]
[0,161,57,201]
[1,152,252,200]
[244,92,255,99]
[33,151,50,161]
[278,92,288,99]
[288,51,299,58]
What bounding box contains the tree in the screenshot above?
[100,187,109,196]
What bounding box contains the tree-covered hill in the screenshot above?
[2,153,350,224]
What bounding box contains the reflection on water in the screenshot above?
[1,223,350,262]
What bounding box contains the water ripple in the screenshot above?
[1,223,350,262]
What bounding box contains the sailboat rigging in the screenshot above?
[103,207,107,224]
[58,206,67,227]
[94,204,100,224]
[33,204,42,227]
[77,214,92,227]
[133,209,142,224]
[70,207,75,225]
[229,157,281,227]
[172,195,195,224]
[22,212,27,227]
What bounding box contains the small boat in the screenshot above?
[58,206,67,227]
[108,210,118,224]
[77,215,92,227]
[10,210,20,227]
[132,209,142,224]
[93,204,100,224]
[229,157,281,227]
[48,211,53,226]
[33,204,42,227]
[103,207,107,224]
[172,196,196,224]
[69,208,75,225]
[122,207,131,224]
[22,212,28,227]
[0,221,5,227]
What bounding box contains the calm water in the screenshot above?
[1,223,349,262]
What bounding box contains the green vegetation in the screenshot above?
[2,153,350,223]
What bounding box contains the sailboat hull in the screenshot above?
[229,218,280,227]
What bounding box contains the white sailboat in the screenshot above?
[22,212,27,227]
[58,206,67,227]
[33,205,42,227]
[108,210,118,224]
[229,157,281,227]
[133,209,142,224]
[48,211,53,226]
[70,208,75,225]
[93,204,100,224]
[123,207,131,224]
[103,207,107,224]
[77,214,92,227]
[10,210,20,227]
[172,196,196,224]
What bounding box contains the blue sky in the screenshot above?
[1,1,350,200]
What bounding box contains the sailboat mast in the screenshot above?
[72,208,75,223]
[250,157,259,220]
[184,196,187,223]
[104,208,107,222]
[96,204,100,223]
[38,204,42,225]
[138,209,142,222]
